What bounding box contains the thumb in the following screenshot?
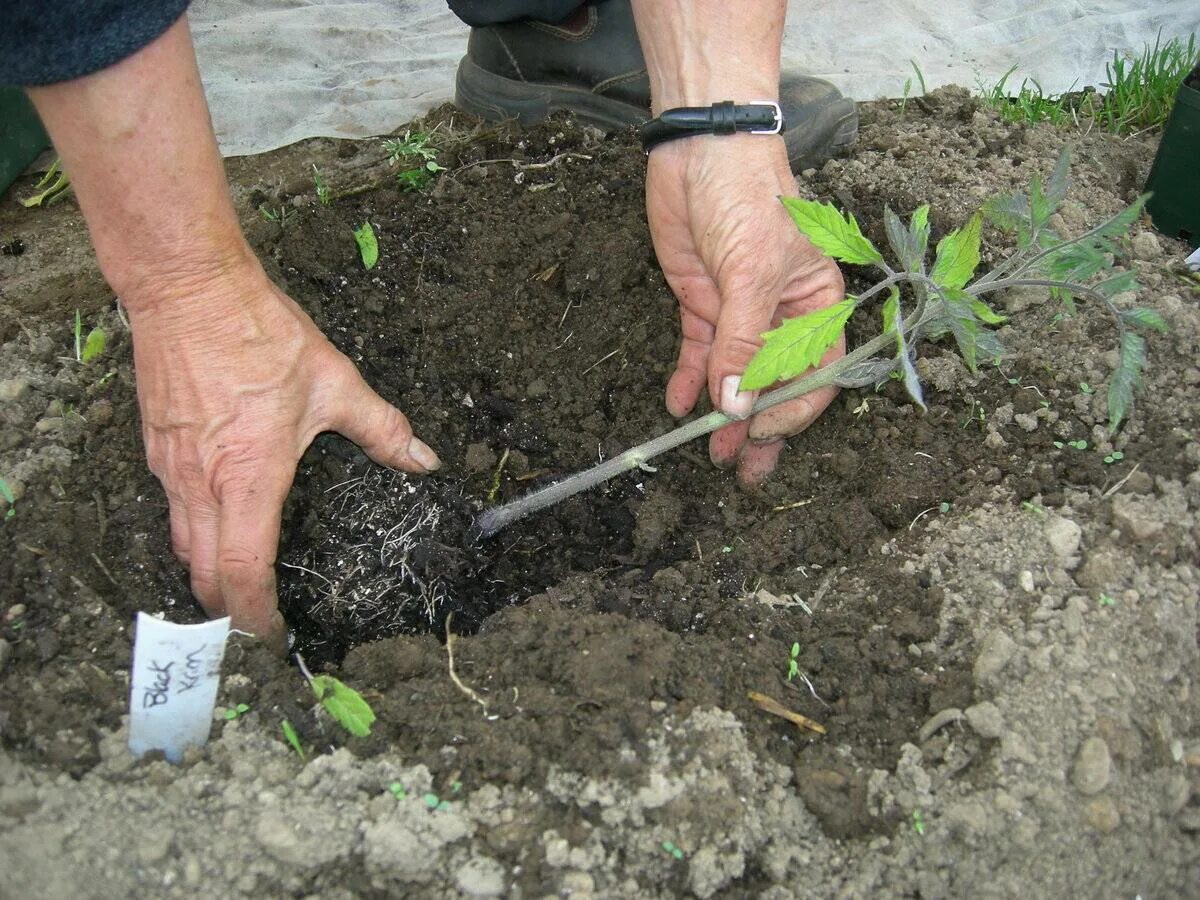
[707,267,778,420]
[328,366,440,474]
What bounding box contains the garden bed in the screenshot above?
[1,88,1197,897]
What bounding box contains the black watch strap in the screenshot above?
[639,100,784,152]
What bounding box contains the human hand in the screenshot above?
[645,133,846,484]
[126,259,439,647]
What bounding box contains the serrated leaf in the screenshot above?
[1095,194,1150,241]
[882,287,925,410]
[1029,175,1051,231]
[353,222,378,270]
[1094,271,1139,298]
[779,197,883,265]
[884,206,919,272]
[741,298,855,390]
[81,327,106,363]
[910,204,931,262]
[1045,146,1071,210]
[968,298,1006,324]
[982,192,1030,233]
[930,213,982,291]
[311,675,376,737]
[932,292,982,371]
[1040,241,1107,283]
[1107,331,1145,433]
[1121,307,1168,333]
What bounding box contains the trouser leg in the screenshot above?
[446,0,591,28]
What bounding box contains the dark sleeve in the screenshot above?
[0,1,191,87]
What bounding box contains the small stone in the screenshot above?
[455,856,506,897]
[1071,736,1112,795]
[984,430,1007,450]
[1131,231,1162,260]
[1111,494,1164,542]
[1019,570,1035,592]
[34,416,64,434]
[1160,773,1191,816]
[1014,412,1038,432]
[964,702,1005,739]
[0,378,29,402]
[1083,795,1120,833]
[464,442,498,474]
[973,629,1017,684]
[1045,515,1082,559]
[560,871,596,896]
[4,604,26,623]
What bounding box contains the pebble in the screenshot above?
[1131,231,1163,260]
[455,856,507,897]
[1083,795,1121,833]
[4,604,26,623]
[964,702,1005,739]
[973,629,1017,684]
[1111,494,1164,542]
[1071,736,1112,795]
[34,416,64,434]
[1044,515,1082,559]
[1013,412,1039,432]
[0,378,29,402]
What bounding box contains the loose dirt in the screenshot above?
[1,89,1197,897]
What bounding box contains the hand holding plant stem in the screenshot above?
[477,147,1165,538]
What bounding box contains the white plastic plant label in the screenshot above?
[1186,246,1200,272]
[128,612,231,763]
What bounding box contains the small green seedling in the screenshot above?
[222,702,250,721]
[660,840,685,860]
[1021,500,1046,518]
[1098,593,1116,607]
[1055,439,1088,450]
[281,719,305,759]
[383,130,445,191]
[912,810,926,835]
[353,222,378,270]
[786,642,801,681]
[1103,450,1124,464]
[1079,382,1094,394]
[296,654,376,737]
[73,310,106,364]
[388,782,407,799]
[20,158,72,207]
[312,165,331,205]
[422,792,451,811]
[0,477,15,521]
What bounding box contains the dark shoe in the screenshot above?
[454,0,857,172]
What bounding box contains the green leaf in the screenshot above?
[931,292,983,371]
[740,298,855,391]
[310,674,376,737]
[353,222,379,270]
[982,192,1030,234]
[1094,271,1139,298]
[1107,331,1145,433]
[930,213,982,291]
[883,207,920,273]
[968,298,1006,324]
[882,287,925,410]
[779,197,883,265]
[1029,175,1051,230]
[0,478,14,506]
[909,204,931,262]
[80,327,106,363]
[281,719,305,759]
[1120,307,1168,333]
[1045,146,1071,210]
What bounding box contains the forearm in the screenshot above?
[25,15,252,315]
[630,0,785,112]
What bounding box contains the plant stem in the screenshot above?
[475,329,896,538]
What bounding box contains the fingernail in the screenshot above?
[720,375,756,420]
[408,437,441,471]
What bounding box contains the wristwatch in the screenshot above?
[639,100,784,152]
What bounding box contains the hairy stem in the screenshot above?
[475,328,898,538]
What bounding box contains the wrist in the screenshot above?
[115,235,263,321]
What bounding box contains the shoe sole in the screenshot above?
[455,57,857,172]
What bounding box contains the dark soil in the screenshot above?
[0,96,1190,851]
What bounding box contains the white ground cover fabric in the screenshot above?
[190,0,1200,157]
